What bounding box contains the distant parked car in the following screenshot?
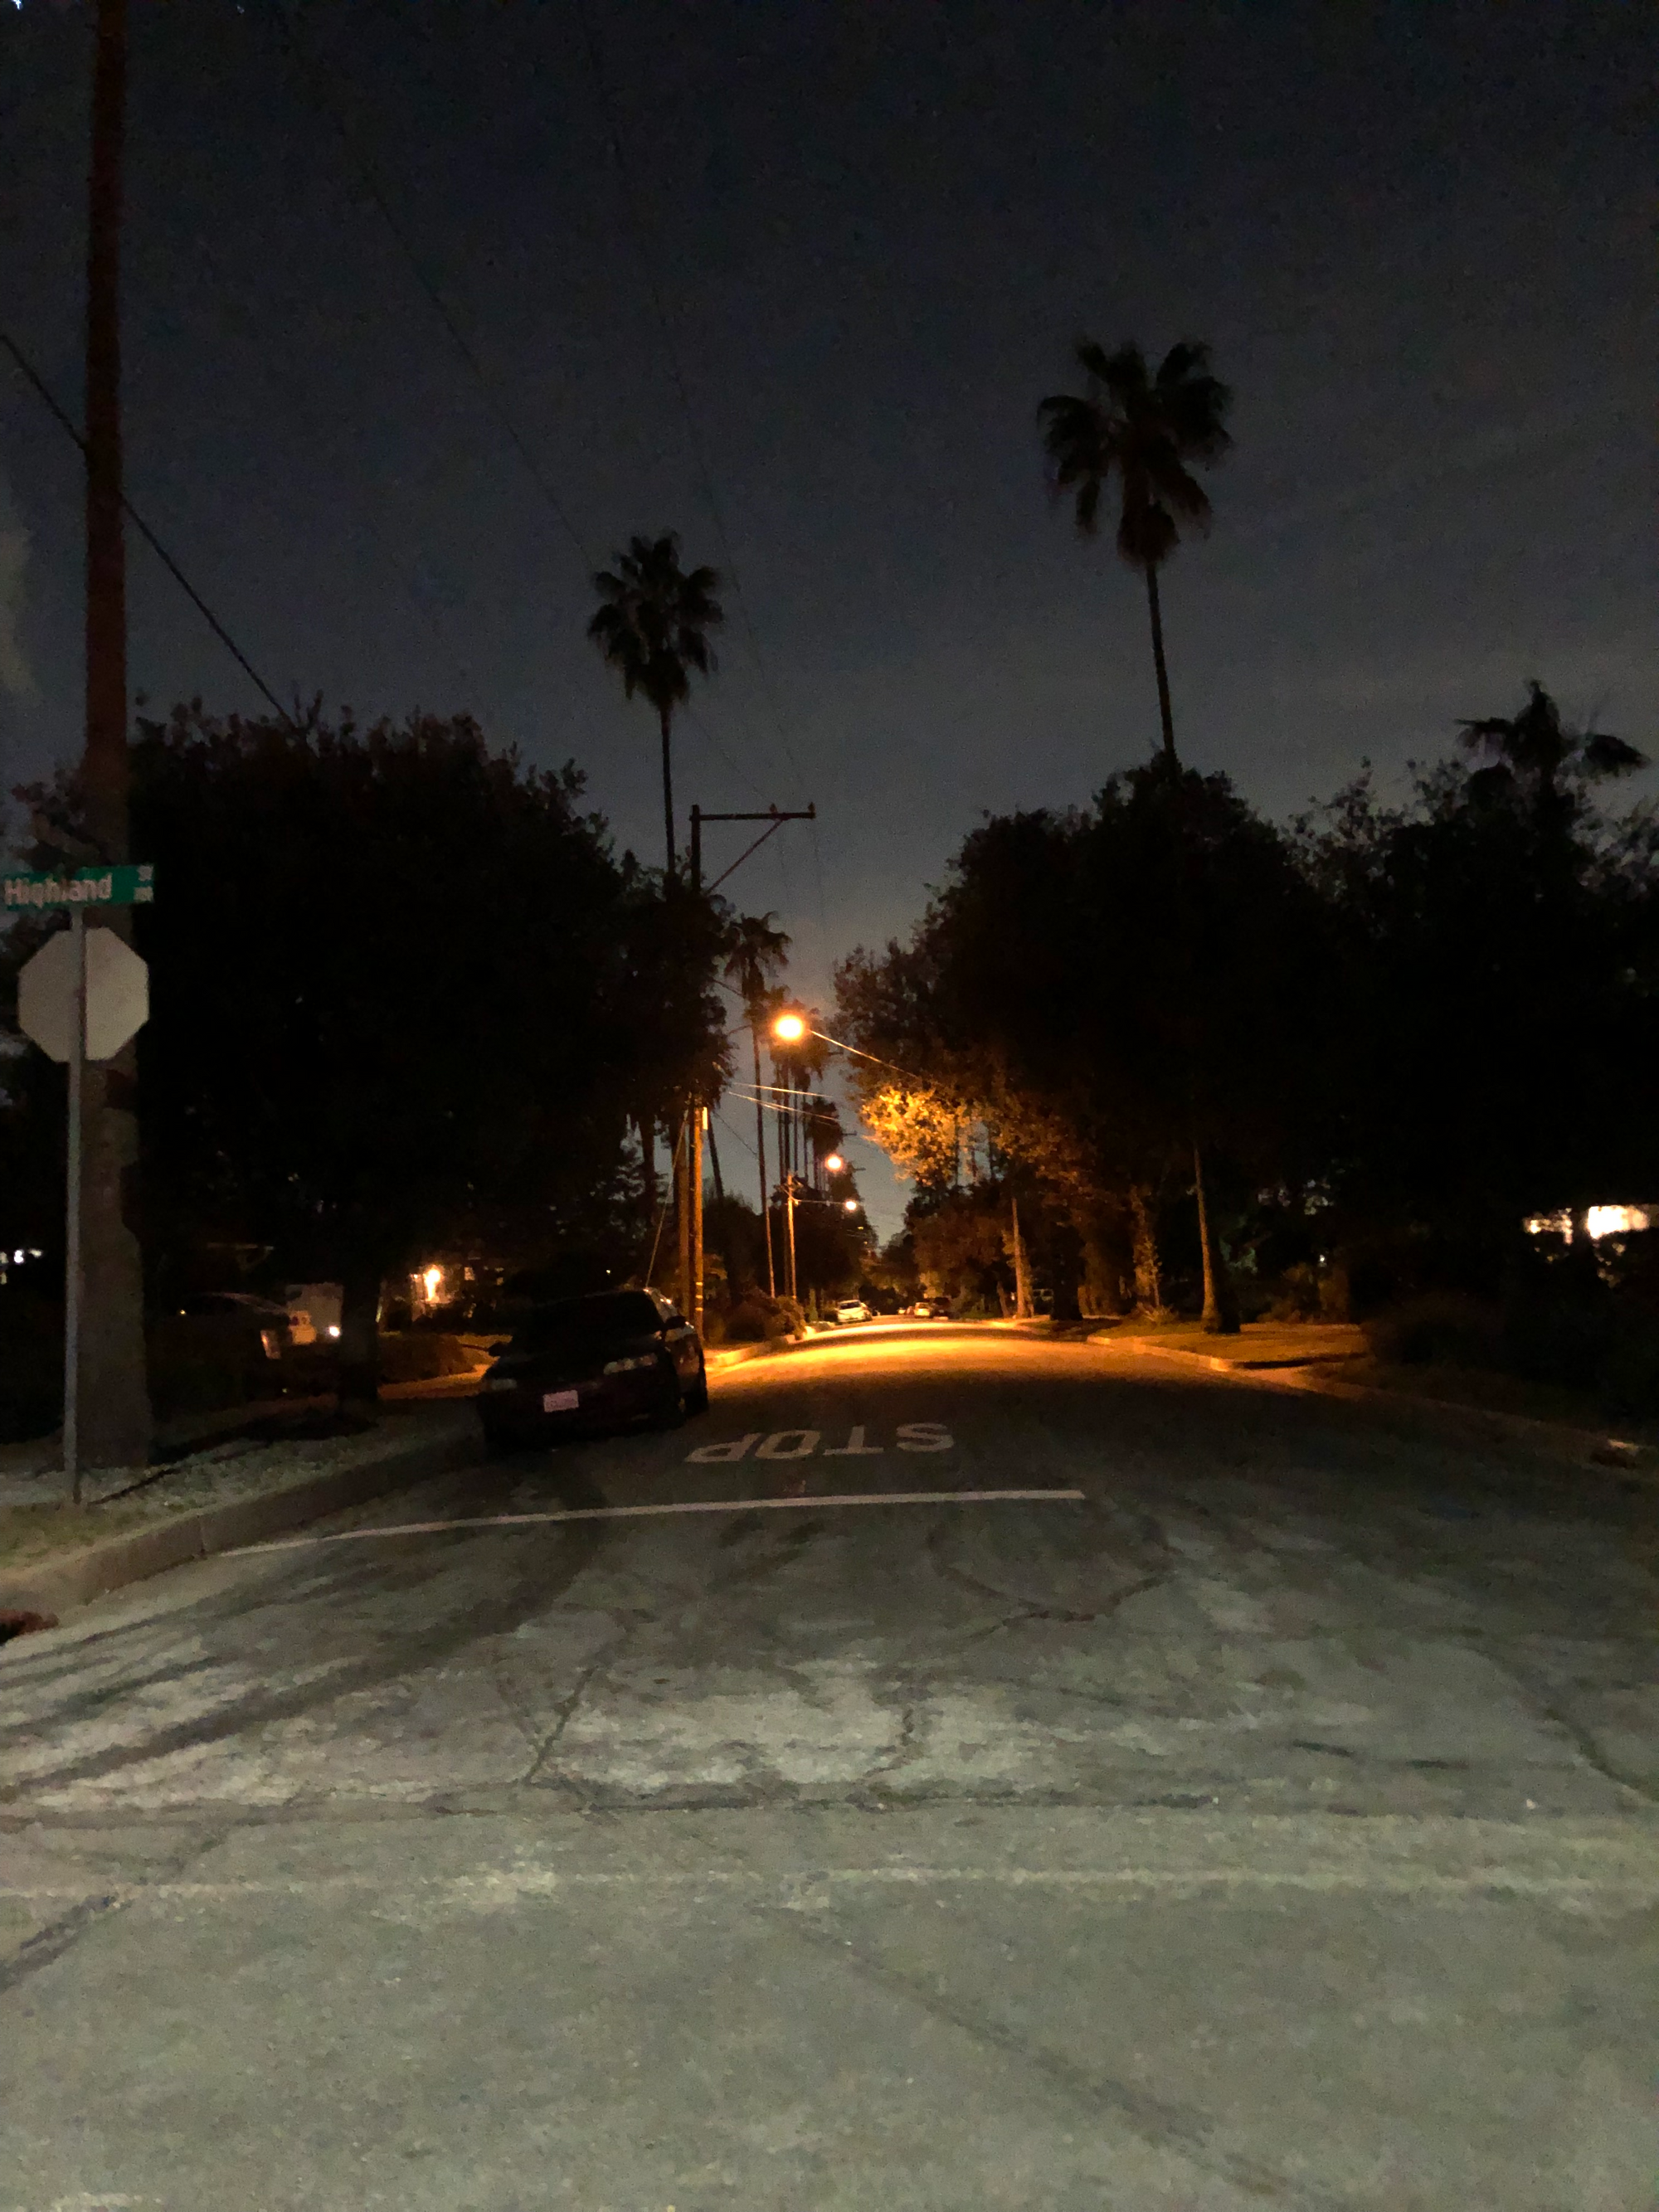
[834,1297,872,1325]
[909,1298,949,1320]
[477,1287,708,1452]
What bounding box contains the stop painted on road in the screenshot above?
[687,1423,952,1463]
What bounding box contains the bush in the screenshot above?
[718,1293,801,1343]
[1365,1291,1502,1369]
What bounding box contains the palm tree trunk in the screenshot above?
[659,702,676,876]
[1142,558,1238,1331]
[1144,562,1179,770]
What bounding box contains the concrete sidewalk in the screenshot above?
[0,1401,479,1626]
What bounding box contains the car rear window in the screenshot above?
[509,1291,661,1349]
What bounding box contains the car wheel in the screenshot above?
[686,1361,709,1415]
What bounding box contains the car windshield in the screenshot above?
[507,1290,662,1351]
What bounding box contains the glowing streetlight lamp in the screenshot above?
[843,1198,859,1213]
[772,1011,807,1043]
[823,1152,845,1174]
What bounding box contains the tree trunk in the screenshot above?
[659,703,676,877]
[1142,556,1240,1334]
[78,0,152,1471]
[1010,1196,1033,1319]
[1130,1184,1164,1315]
[1194,1142,1241,1334]
[336,1258,383,1413]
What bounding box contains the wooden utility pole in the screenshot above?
[690,1106,705,1336]
[78,0,152,1469]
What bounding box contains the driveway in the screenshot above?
[3,1321,1655,2210]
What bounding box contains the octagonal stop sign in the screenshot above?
[17,925,149,1063]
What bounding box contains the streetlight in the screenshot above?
[772,1011,807,1043]
[843,1198,859,1213]
[824,1152,845,1175]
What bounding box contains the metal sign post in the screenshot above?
[64,912,86,1502]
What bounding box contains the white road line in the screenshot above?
[224,1489,1086,1557]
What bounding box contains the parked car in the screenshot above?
[476,1287,708,1452]
[833,1297,872,1325]
[909,1298,950,1320]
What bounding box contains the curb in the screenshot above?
[705,1342,774,1371]
[0,1410,480,1625]
[1093,1334,1656,1477]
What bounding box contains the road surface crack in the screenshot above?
[774,1911,1350,2211]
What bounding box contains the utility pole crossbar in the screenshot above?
[689,805,815,897]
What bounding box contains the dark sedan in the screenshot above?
[475,1287,708,1451]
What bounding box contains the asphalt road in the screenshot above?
[2,1320,1657,2211]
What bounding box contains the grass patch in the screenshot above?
[1341,1356,1659,1440]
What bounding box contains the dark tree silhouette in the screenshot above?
[588,533,723,877]
[1459,680,1647,835]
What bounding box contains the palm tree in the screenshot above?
[1459,680,1647,834]
[723,912,791,1294]
[1039,338,1239,1330]
[1039,339,1231,769]
[588,532,723,876]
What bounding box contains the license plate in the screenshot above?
[542,1389,580,1412]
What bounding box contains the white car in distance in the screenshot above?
[834,1297,872,1325]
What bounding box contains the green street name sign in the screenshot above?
[2,864,155,912]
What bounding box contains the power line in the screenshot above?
[268,0,593,574]
[576,0,809,802]
[0,326,294,725]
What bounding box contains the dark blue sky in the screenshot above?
[2,0,1652,1235]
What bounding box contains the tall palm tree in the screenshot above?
[1039,338,1239,1330]
[723,912,791,1293]
[1039,338,1231,770]
[588,532,723,876]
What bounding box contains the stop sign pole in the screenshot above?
[10,863,154,1500]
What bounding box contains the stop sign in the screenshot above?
[17,925,149,1063]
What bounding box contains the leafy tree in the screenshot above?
[1039,338,1239,1326]
[838,766,1335,1318]
[9,704,731,1402]
[588,532,723,877]
[1297,692,1652,1267]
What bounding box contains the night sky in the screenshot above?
[2,1,1652,1237]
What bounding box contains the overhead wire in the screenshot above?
[267,0,594,574]
[0,327,295,725]
[575,0,809,802]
